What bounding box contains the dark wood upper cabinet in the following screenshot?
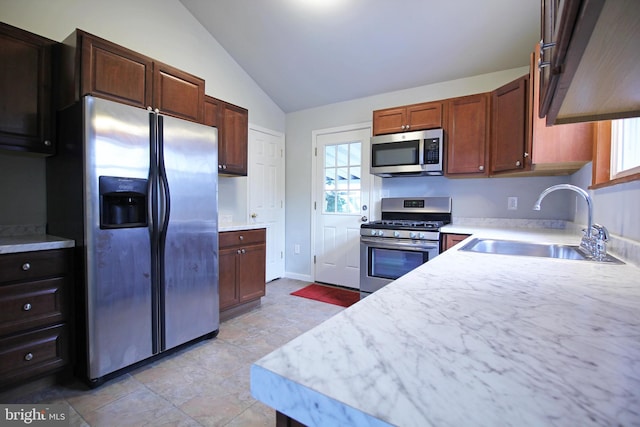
[220,102,248,176]
[490,75,529,175]
[203,94,220,129]
[373,101,443,135]
[153,61,205,124]
[76,31,153,109]
[529,45,594,174]
[445,93,490,177]
[206,95,248,176]
[0,22,56,155]
[539,0,640,125]
[60,30,205,123]
[489,62,594,177]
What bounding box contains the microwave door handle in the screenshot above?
[418,139,425,166]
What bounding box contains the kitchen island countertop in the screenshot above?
[251,227,640,426]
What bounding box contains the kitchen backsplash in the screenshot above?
[452,217,567,229]
[0,224,46,237]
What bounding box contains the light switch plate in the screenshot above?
[508,197,518,210]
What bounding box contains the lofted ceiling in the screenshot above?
[180,0,541,113]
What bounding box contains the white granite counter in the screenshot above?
[219,223,267,232]
[251,227,640,426]
[0,235,75,254]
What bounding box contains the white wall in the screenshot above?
[0,0,284,130]
[571,164,640,242]
[283,66,574,278]
[0,0,285,227]
[381,175,570,219]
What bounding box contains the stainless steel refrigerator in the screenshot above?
[47,96,219,385]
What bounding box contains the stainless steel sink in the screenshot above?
[459,238,623,263]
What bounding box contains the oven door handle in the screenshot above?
[360,237,439,251]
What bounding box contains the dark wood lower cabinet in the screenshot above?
[441,233,471,252]
[276,411,306,427]
[219,228,266,319]
[0,248,72,389]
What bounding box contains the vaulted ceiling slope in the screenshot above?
[180,0,540,113]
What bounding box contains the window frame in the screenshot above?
[590,120,640,189]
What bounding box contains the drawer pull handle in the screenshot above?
[239,235,244,241]
[241,249,246,254]
[24,352,34,361]
[23,303,32,311]
[22,262,31,271]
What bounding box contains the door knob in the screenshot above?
[361,216,368,222]
[251,213,257,219]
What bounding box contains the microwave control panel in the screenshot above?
[424,138,440,164]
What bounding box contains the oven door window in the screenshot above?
[371,140,420,167]
[368,247,429,280]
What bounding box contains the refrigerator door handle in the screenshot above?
[157,114,171,352]
[148,110,161,353]
[157,115,171,237]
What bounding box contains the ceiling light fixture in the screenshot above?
[291,0,345,12]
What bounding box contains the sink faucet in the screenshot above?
[533,184,609,260]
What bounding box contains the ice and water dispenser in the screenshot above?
[99,176,148,229]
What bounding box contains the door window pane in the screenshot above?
[323,142,361,214]
[325,168,336,190]
[350,166,361,189]
[324,191,338,212]
[337,144,349,166]
[325,145,336,168]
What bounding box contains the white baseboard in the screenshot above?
[284,272,313,282]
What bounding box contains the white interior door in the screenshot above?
[313,125,372,289]
[248,126,285,282]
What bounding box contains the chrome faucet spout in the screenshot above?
[533,184,593,238]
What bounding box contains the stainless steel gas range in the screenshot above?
[359,197,452,297]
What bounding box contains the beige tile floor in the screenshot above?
[3,278,345,426]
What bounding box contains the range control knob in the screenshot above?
[410,232,417,239]
[393,231,400,238]
[377,230,384,237]
[418,233,426,239]
[370,229,377,236]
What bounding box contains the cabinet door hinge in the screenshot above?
[314,147,317,156]
[313,255,316,264]
[280,251,284,259]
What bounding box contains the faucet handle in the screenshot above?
[591,224,609,241]
[591,224,610,260]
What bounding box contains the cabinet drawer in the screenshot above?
[219,229,266,248]
[0,277,67,336]
[0,324,69,386]
[0,249,68,283]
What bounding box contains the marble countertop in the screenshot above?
[251,227,640,426]
[0,224,264,253]
[0,235,75,255]
[219,222,267,232]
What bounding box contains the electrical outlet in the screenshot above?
[294,244,300,254]
[508,196,518,210]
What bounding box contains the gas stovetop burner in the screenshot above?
[360,197,452,238]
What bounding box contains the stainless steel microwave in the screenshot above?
[370,129,444,177]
